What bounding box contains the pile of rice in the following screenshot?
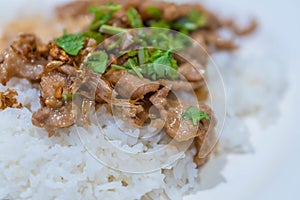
[0,4,286,200]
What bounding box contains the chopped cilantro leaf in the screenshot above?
[123,58,144,79]
[62,94,73,100]
[138,48,150,64]
[82,32,103,43]
[174,18,198,32]
[84,51,108,74]
[126,7,143,28]
[54,33,86,56]
[145,7,162,19]
[141,49,178,80]
[113,48,179,80]
[88,4,122,31]
[188,11,206,27]
[108,38,122,51]
[182,106,211,126]
[148,20,171,29]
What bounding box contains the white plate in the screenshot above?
[1,1,299,200]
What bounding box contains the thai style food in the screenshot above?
[0,0,259,199]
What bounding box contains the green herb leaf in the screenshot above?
[148,20,171,29]
[113,48,178,80]
[88,4,122,31]
[188,11,206,27]
[108,38,122,51]
[124,58,143,79]
[126,7,143,28]
[54,33,86,56]
[99,25,127,35]
[173,18,198,32]
[138,48,150,64]
[111,64,126,70]
[88,4,121,13]
[84,51,108,74]
[145,7,162,19]
[140,49,178,80]
[82,32,103,43]
[182,106,211,126]
[172,11,206,34]
[62,94,73,100]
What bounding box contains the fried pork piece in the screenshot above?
[149,87,170,110]
[178,62,204,82]
[163,103,215,142]
[150,87,216,143]
[149,87,216,166]
[110,70,160,100]
[0,33,47,85]
[0,89,22,110]
[159,79,204,91]
[39,72,72,108]
[194,130,217,167]
[32,104,76,137]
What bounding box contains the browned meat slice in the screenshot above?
[113,71,160,100]
[91,75,114,103]
[149,87,170,110]
[178,62,205,82]
[10,33,47,60]
[0,50,45,85]
[183,46,209,66]
[45,60,64,72]
[49,42,71,63]
[137,1,164,20]
[193,130,216,167]
[0,89,22,110]
[164,103,215,142]
[112,99,148,127]
[159,79,204,91]
[212,39,238,51]
[163,3,180,21]
[0,33,47,85]
[105,69,127,85]
[40,72,72,108]
[32,105,76,137]
[58,65,78,76]
[222,18,258,36]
